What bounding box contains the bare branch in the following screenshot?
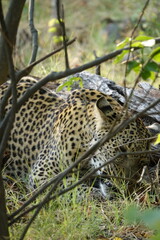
[56,0,70,69]
[93,50,101,75]
[28,0,38,64]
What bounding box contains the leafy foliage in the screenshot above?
[114,35,160,81]
[124,205,160,240]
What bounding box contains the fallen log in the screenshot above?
[65,71,160,124]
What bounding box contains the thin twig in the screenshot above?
[16,37,76,79]
[123,0,151,107]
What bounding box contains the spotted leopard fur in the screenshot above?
[1,77,152,197]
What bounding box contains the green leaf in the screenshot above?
[56,81,71,92]
[56,77,83,92]
[134,36,155,47]
[150,47,160,63]
[148,71,156,80]
[126,61,140,75]
[134,35,153,41]
[116,37,131,49]
[153,53,160,62]
[114,50,128,63]
[131,41,144,48]
[140,62,159,80]
[144,61,159,72]
[141,69,151,80]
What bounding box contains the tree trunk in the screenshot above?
[0,173,9,240]
[0,1,26,239]
[0,0,26,85]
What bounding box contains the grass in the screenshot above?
[6,166,157,239]
[8,184,155,240]
[26,200,103,240]
[4,0,160,239]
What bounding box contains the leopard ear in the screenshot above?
[96,97,113,116]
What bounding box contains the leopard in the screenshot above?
[0,76,153,198]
